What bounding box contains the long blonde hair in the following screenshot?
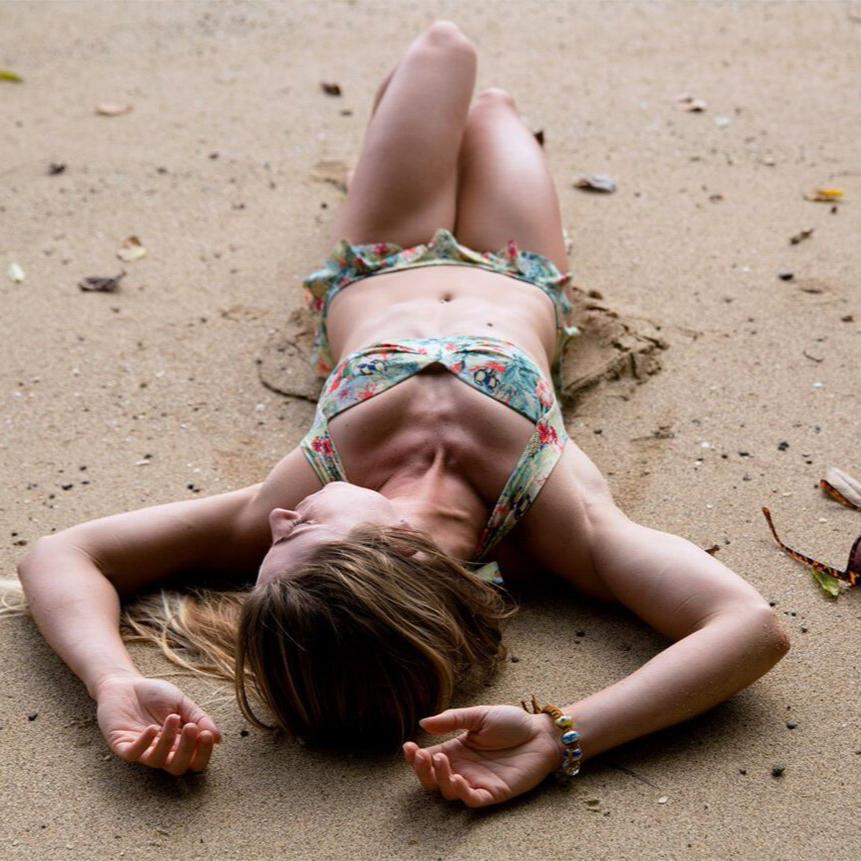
[3,523,514,750]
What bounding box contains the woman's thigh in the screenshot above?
[454,89,570,273]
[327,22,477,250]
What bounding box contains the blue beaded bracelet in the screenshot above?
[521,695,583,779]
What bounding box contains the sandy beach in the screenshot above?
[1,1,860,858]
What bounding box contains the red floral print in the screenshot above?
[310,436,334,456]
[535,377,553,408]
[537,422,558,447]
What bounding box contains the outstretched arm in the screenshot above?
[550,511,791,762]
[16,485,263,774]
[16,446,323,774]
[404,455,790,807]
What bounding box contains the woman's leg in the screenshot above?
[327,20,477,250]
[454,89,571,273]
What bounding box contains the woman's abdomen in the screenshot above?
[325,264,558,371]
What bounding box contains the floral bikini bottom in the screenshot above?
[301,226,579,391]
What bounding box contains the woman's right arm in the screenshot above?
[17,537,227,774]
[15,481,266,774]
[16,446,324,774]
[18,537,148,700]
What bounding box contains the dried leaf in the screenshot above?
[95,103,133,116]
[48,162,67,175]
[674,94,707,112]
[320,82,342,96]
[811,567,841,598]
[0,69,23,83]
[803,187,844,203]
[789,227,814,245]
[821,467,861,510]
[704,544,721,555]
[574,174,617,193]
[116,235,147,262]
[7,262,25,283]
[78,271,126,292]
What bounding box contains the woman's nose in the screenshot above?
[269,507,300,534]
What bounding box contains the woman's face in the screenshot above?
[256,482,411,586]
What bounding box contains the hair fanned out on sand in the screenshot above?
[2,523,516,751]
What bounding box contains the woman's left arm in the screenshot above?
[405,493,790,806]
[546,509,792,763]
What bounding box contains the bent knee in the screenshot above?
[475,87,517,109]
[424,20,477,52]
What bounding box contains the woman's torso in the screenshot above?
[302,265,602,591]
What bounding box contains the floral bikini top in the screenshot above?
[299,335,569,565]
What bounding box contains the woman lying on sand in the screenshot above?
[15,20,789,808]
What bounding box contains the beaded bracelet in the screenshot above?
[520,694,583,780]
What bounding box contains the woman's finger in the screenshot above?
[165,723,199,776]
[413,748,439,792]
[176,697,222,745]
[189,731,215,773]
[402,741,419,766]
[142,714,181,768]
[433,753,460,801]
[458,781,495,809]
[419,706,487,737]
[116,725,159,762]
[195,715,222,745]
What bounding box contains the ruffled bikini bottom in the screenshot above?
[300,226,579,389]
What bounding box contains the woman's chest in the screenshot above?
[327,366,536,515]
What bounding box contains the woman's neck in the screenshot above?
[376,457,488,562]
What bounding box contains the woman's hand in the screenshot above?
[403,705,562,808]
[95,673,223,776]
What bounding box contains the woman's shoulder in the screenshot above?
[511,442,618,602]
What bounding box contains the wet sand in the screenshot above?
[1,1,859,859]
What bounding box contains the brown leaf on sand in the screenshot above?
[78,271,126,292]
[258,289,668,405]
[789,227,814,245]
[320,82,342,96]
[310,159,350,194]
[792,278,842,303]
[674,94,707,112]
[95,103,133,116]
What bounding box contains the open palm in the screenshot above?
[96,675,222,776]
[403,705,562,807]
